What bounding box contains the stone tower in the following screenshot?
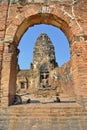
[32,33,58,70]
[31,33,58,89]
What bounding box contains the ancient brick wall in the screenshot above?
[0,0,87,130]
[59,60,74,96]
[0,1,8,106]
[0,103,87,130]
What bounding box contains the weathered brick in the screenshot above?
[0,0,87,130]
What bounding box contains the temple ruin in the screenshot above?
[0,0,87,130]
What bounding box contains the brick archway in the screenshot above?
[1,2,87,107]
[4,3,82,44]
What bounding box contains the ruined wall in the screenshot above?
[1,103,87,130]
[0,1,8,106]
[16,69,40,94]
[16,60,74,98]
[60,60,74,96]
[0,0,87,130]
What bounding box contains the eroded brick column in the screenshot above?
[1,42,18,107]
[76,42,87,108]
[71,38,87,108]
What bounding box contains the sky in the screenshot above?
[18,24,70,70]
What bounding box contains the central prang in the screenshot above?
[32,33,58,89]
[32,33,57,70]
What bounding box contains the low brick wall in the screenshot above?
[0,103,87,130]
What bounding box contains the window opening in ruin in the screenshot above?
[40,72,49,89]
[20,82,25,89]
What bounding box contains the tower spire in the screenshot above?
[32,33,58,70]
